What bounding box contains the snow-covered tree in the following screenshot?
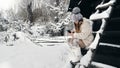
[0,0,70,24]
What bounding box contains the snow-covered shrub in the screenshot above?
[0,18,9,31]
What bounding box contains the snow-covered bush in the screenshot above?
[0,18,9,31]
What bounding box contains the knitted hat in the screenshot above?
[71,7,83,22]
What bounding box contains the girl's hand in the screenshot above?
[69,32,74,39]
[71,29,75,33]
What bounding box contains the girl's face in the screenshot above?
[74,20,82,25]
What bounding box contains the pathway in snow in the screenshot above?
[0,32,71,68]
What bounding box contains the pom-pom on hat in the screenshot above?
[72,7,81,14]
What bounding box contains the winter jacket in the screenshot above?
[73,18,94,47]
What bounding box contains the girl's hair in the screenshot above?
[74,20,83,33]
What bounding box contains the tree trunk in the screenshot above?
[27,2,33,23]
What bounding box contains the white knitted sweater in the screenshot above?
[73,18,94,46]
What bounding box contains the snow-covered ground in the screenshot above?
[0,32,72,68]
